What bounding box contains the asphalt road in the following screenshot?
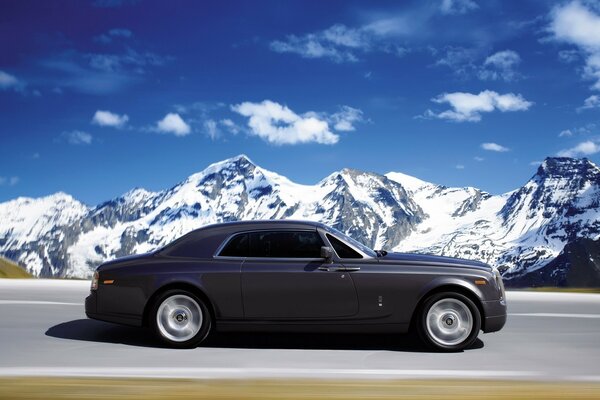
[1,279,599,381]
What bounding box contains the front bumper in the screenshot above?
[482,297,507,333]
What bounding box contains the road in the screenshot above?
[0,279,599,381]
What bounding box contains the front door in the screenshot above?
[241,230,358,319]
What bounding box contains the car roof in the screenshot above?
[198,219,327,234]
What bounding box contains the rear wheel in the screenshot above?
[417,292,481,352]
[151,289,211,348]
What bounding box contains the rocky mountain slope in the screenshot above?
[1,155,599,287]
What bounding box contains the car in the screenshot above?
[85,220,506,351]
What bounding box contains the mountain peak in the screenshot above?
[537,157,599,178]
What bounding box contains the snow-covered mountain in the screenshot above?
[1,155,599,287]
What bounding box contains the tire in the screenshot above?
[417,292,481,352]
[151,289,212,348]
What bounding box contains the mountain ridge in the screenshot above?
[1,155,599,286]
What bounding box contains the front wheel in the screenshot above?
[151,290,212,348]
[417,292,481,352]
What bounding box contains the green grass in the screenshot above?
[0,378,599,399]
[0,256,32,279]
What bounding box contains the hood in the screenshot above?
[378,252,491,271]
[97,252,153,271]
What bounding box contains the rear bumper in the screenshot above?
[482,297,507,333]
[85,292,142,327]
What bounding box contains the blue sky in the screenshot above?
[2,0,600,205]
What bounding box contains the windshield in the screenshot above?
[324,226,377,258]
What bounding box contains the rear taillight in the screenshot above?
[91,271,99,291]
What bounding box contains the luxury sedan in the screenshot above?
[85,220,506,351]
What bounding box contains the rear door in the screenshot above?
[240,230,359,319]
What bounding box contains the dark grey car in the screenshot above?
[85,220,506,351]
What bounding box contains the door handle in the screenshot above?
[318,266,360,272]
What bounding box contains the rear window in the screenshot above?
[218,233,249,257]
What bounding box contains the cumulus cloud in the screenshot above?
[557,140,600,157]
[156,113,191,136]
[61,130,93,145]
[481,142,510,152]
[439,0,479,15]
[423,90,533,122]
[92,110,129,127]
[548,1,600,90]
[455,164,465,170]
[231,100,340,145]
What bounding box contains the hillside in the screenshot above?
[0,256,32,279]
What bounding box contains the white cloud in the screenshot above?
[424,90,533,122]
[474,156,484,161]
[204,119,219,140]
[232,100,340,145]
[156,113,191,136]
[548,1,600,90]
[455,164,465,170]
[578,94,600,111]
[559,129,574,137]
[558,49,580,63]
[481,142,510,152]
[484,50,521,69]
[439,0,479,15]
[61,130,93,145]
[330,106,365,132]
[220,119,241,134]
[557,140,600,157]
[0,70,19,89]
[270,24,367,63]
[92,110,129,127]
[479,50,521,81]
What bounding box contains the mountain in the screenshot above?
[506,237,600,287]
[0,154,599,287]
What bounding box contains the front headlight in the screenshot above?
[91,271,99,291]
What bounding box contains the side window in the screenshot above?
[250,231,324,258]
[327,234,362,259]
[218,233,249,257]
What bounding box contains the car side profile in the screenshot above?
[85,220,506,351]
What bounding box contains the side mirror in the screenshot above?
[320,246,333,263]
